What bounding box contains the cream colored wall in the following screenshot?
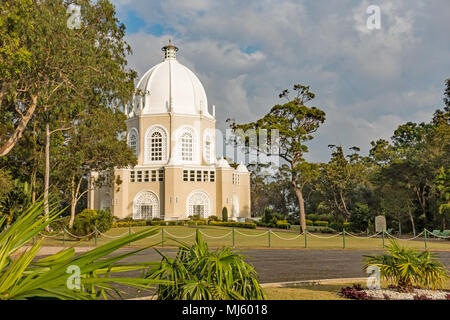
[87,112,251,221]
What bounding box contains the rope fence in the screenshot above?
[32,226,449,249]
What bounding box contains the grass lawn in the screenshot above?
[37,225,450,251]
[264,279,450,300]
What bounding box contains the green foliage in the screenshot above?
[313,220,329,227]
[71,209,113,237]
[349,203,371,232]
[0,178,31,225]
[306,219,313,226]
[0,201,166,300]
[145,230,265,300]
[364,240,449,291]
[222,207,228,222]
[209,221,256,229]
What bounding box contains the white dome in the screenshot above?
[129,41,211,118]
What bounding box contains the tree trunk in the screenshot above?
[44,123,50,230]
[0,95,38,156]
[294,186,307,233]
[407,207,416,237]
[69,177,76,229]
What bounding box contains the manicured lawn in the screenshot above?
[37,225,450,251]
[264,279,450,300]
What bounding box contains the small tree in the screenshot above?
[229,85,325,233]
[222,207,228,222]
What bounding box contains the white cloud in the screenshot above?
[118,0,450,162]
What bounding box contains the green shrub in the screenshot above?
[306,214,319,222]
[208,215,220,222]
[306,219,313,226]
[71,209,113,237]
[313,220,329,227]
[146,230,265,300]
[364,240,449,291]
[276,220,291,229]
[209,221,256,229]
[320,227,336,234]
[222,207,228,222]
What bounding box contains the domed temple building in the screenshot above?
[87,41,251,221]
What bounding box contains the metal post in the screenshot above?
[424,229,427,249]
[304,230,307,248]
[343,228,346,249]
[268,229,271,248]
[63,228,66,245]
[162,227,164,248]
[129,226,131,236]
[382,229,385,248]
[232,227,235,248]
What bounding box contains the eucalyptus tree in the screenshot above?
[229,85,325,232]
[316,145,367,220]
[1,1,137,221]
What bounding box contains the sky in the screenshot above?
[111,0,450,163]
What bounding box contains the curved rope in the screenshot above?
[346,232,382,239]
[234,229,269,237]
[199,230,232,239]
[39,233,62,239]
[307,232,343,239]
[385,231,424,241]
[426,229,450,239]
[164,230,196,239]
[63,228,96,239]
[270,232,303,241]
[96,230,130,239]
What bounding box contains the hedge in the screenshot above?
[208,221,256,229]
[313,220,329,227]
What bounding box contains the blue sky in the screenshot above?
[112,0,450,163]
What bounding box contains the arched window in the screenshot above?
[186,191,211,219]
[128,129,138,156]
[181,132,193,161]
[101,193,111,210]
[133,191,160,220]
[204,136,211,164]
[145,126,167,163]
[151,132,163,161]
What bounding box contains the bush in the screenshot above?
[320,227,336,234]
[208,215,220,222]
[222,207,228,222]
[364,240,449,291]
[209,221,256,229]
[146,230,265,300]
[71,209,113,237]
[306,219,313,226]
[313,220,329,227]
[276,220,291,229]
[306,214,319,222]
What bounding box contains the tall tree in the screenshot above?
[229,85,325,232]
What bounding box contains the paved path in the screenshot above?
[35,247,450,299]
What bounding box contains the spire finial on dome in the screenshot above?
[162,38,178,60]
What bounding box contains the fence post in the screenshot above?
[382,229,385,248]
[268,229,271,248]
[343,228,346,249]
[424,229,427,249]
[232,227,235,248]
[304,230,307,248]
[94,228,98,246]
[63,228,66,245]
[162,227,164,248]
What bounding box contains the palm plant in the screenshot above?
[0,201,169,299]
[145,230,265,300]
[364,240,448,292]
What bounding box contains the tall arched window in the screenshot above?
[181,132,193,161]
[151,132,163,161]
[128,129,138,156]
[204,136,211,164]
[145,126,167,163]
